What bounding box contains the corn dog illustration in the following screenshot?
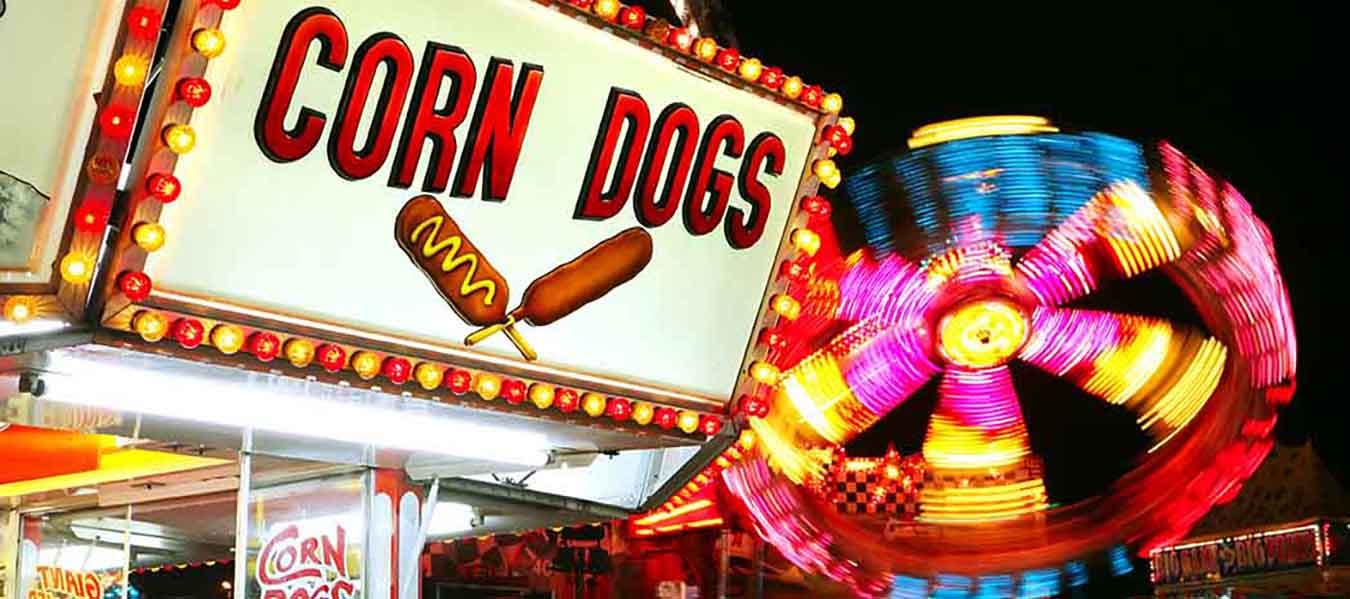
[396,196,527,352]
[466,227,654,360]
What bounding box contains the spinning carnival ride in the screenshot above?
[721,117,1297,596]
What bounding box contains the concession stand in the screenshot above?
[1,1,853,598]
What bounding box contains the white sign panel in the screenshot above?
[145,0,817,400]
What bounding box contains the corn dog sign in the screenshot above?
[127,0,828,404]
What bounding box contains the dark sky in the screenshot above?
[721,2,1346,488]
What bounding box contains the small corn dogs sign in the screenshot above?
[140,0,819,401]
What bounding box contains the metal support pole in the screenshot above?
[717,528,730,599]
[753,536,764,599]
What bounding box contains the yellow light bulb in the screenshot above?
[414,363,443,390]
[790,228,821,256]
[821,93,843,114]
[813,159,839,181]
[284,339,315,367]
[715,456,732,469]
[749,361,780,385]
[133,222,166,251]
[838,116,856,136]
[582,392,607,417]
[60,253,94,284]
[781,76,804,99]
[677,411,700,434]
[351,351,380,379]
[737,429,756,450]
[192,28,226,58]
[771,294,801,320]
[529,383,555,409]
[163,124,196,154]
[693,38,718,62]
[822,170,842,190]
[474,373,501,400]
[593,0,620,20]
[3,296,38,323]
[114,55,148,87]
[738,58,763,82]
[631,402,655,425]
[210,324,244,355]
[132,310,168,342]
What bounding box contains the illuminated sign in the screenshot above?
[1150,524,1323,585]
[23,568,101,599]
[257,523,355,599]
[119,0,830,407]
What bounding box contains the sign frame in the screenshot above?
[94,0,850,443]
[0,0,162,330]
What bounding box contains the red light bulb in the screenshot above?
[801,85,824,108]
[801,195,831,216]
[618,6,645,29]
[758,328,789,351]
[779,259,809,283]
[247,332,281,362]
[206,0,241,9]
[835,135,853,156]
[824,125,847,146]
[316,344,347,372]
[445,369,473,394]
[127,7,162,40]
[176,77,212,107]
[117,271,153,302]
[740,395,770,418]
[654,407,678,430]
[606,397,632,421]
[714,48,740,72]
[145,173,181,203]
[73,204,109,233]
[699,415,723,436]
[171,318,205,348]
[555,388,579,413]
[760,67,784,90]
[501,379,527,404]
[667,27,693,51]
[99,106,135,138]
[382,356,411,384]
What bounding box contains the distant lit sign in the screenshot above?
[1151,524,1322,585]
[257,523,356,599]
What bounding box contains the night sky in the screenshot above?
[720,2,1345,494]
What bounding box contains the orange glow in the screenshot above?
[1143,338,1227,452]
[132,310,168,342]
[919,478,1048,523]
[3,296,38,323]
[132,222,166,251]
[693,37,718,62]
[210,324,244,354]
[1098,182,1183,277]
[778,353,875,444]
[821,93,843,114]
[60,252,95,284]
[284,338,315,367]
[781,76,803,99]
[162,124,197,154]
[191,28,226,58]
[582,392,606,417]
[351,351,380,379]
[593,0,620,20]
[749,360,780,385]
[937,300,1028,368]
[737,429,756,450]
[473,373,502,400]
[0,446,227,498]
[529,383,556,409]
[113,55,148,86]
[631,401,654,424]
[790,227,821,256]
[677,411,701,434]
[634,499,713,526]
[908,116,1058,149]
[771,294,801,320]
[738,58,763,82]
[414,363,444,390]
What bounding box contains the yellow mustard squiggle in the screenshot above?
[409,215,497,306]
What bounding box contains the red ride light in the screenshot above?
[667,27,693,52]
[555,388,579,413]
[759,328,789,351]
[171,318,205,348]
[99,106,135,138]
[316,344,347,372]
[117,271,153,302]
[73,204,110,233]
[714,48,740,72]
[699,415,723,436]
[145,173,181,203]
[654,407,678,430]
[760,67,784,90]
[446,369,472,394]
[801,195,832,216]
[247,332,281,362]
[176,78,213,107]
[779,259,809,283]
[606,397,632,421]
[127,7,162,40]
[801,85,824,108]
[501,379,527,404]
[618,6,646,29]
[382,357,412,384]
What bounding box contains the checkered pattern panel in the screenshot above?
[829,466,922,518]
